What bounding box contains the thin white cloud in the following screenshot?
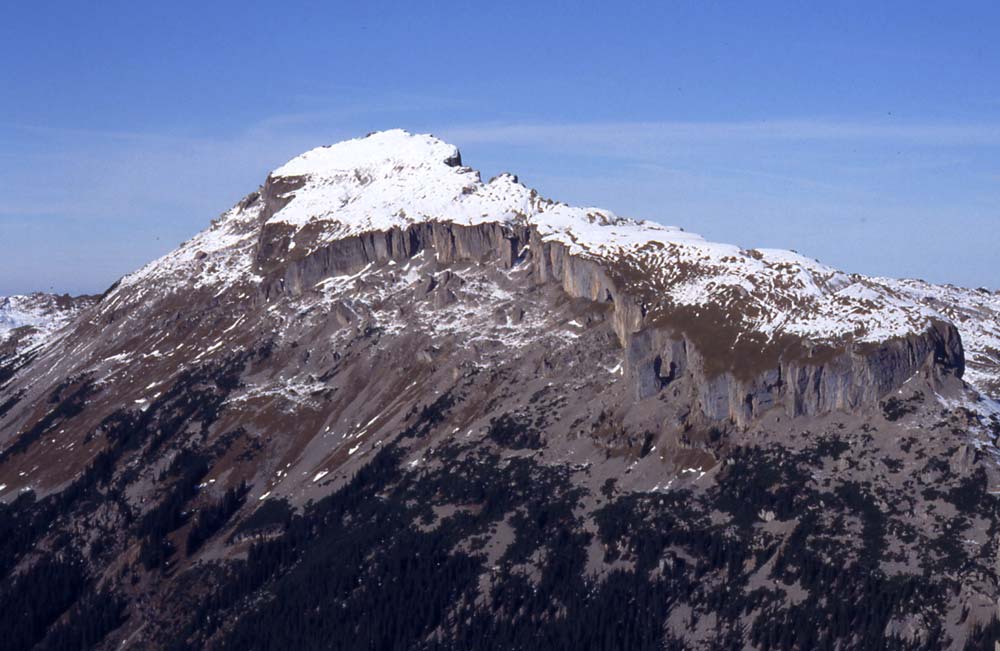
[441,119,1000,149]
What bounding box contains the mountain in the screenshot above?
[1,129,999,651]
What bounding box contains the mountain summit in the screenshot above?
[1,130,999,650]
[115,130,983,424]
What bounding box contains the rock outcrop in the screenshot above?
[625,316,963,426]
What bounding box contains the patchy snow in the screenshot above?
[935,390,1000,459]
[0,293,93,351]
[0,295,67,335]
[875,278,1000,396]
[106,197,265,306]
[226,377,329,410]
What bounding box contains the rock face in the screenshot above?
[243,156,966,428]
[625,316,964,426]
[878,278,1000,399]
[1,130,999,650]
[256,220,528,299]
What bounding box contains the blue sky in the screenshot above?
[2,1,999,295]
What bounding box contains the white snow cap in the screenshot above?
[266,129,707,254]
[271,129,462,178]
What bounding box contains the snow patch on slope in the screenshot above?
[110,200,265,301]
[0,293,94,352]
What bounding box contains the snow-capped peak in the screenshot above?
[271,129,462,179]
[265,130,717,254]
[264,129,535,237]
[104,130,997,394]
[257,130,939,347]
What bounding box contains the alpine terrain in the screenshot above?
[3,129,1000,651]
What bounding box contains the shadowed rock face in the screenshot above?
[256,219,529,299]
[627,317,963,426]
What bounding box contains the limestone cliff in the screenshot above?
[245,158,966,428]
